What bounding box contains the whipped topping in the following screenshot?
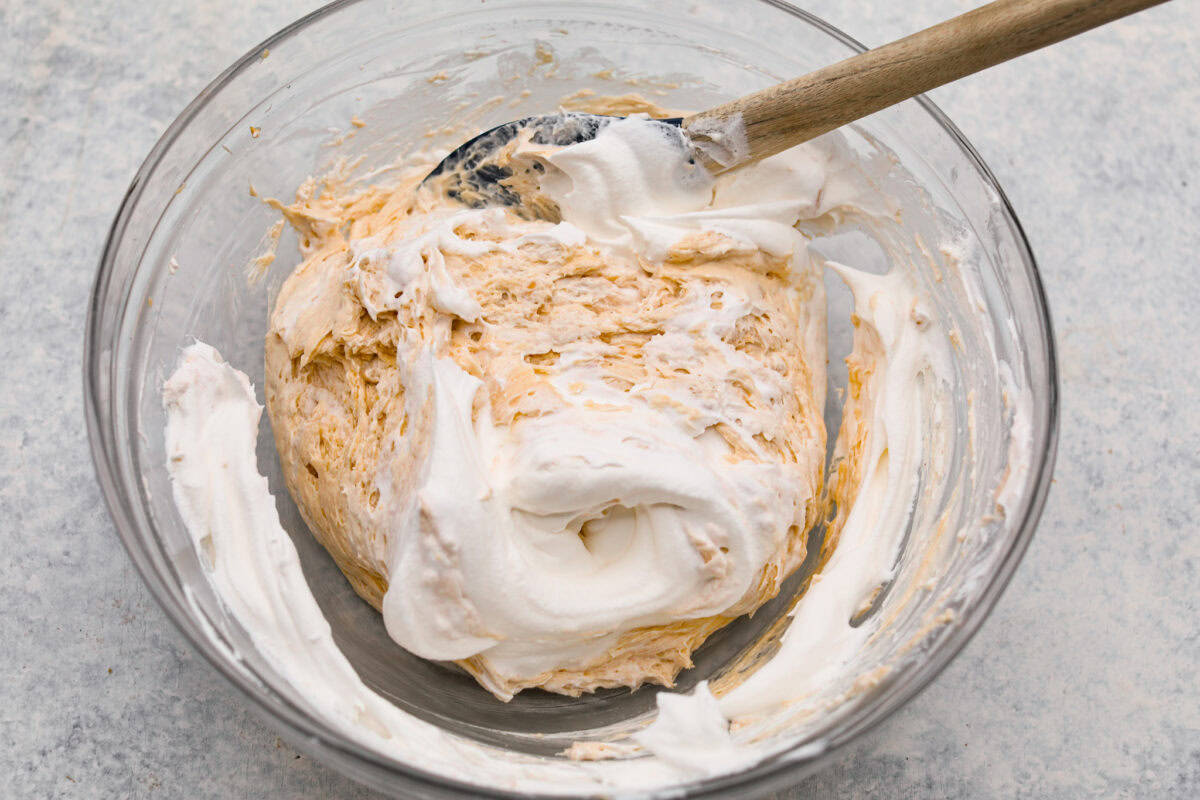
[162,106,1031,795]
[163,343,666,791]
[543,116,827,260]
[636,264,953,760]
[385,353,806,676]
[380,123,825,683]
[541,116,713,252]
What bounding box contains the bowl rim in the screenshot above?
[83,0,1059,796]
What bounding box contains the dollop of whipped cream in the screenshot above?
[388,361,799,668]
[262,115,829,697]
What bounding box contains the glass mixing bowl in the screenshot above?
[84,1,1058,796]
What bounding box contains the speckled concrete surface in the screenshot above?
[2,1,1196,797]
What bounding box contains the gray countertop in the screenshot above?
[3,0,1197,797]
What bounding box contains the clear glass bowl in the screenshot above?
[84,1,1058,797]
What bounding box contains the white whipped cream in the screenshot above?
[635,264,953,763]
[544,115,827,260]
[383,354,807,680]
[163,342,675,791]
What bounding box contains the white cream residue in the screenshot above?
[164,344,459,763]
[542,116,714,253]
[163,343,685,793]
[681,111,750,170]
[542,114,830,261]
[632,682,742,776]
[725,266,949,716]
[624,264,951,760]
[634,268,952,765]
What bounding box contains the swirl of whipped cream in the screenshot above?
[382,359,804,679]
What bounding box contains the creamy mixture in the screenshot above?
[260,117,828,699]
[161,101,1011,794]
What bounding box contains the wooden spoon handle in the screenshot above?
[682,0,1167,171]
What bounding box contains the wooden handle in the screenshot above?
[682,0,1167,171]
